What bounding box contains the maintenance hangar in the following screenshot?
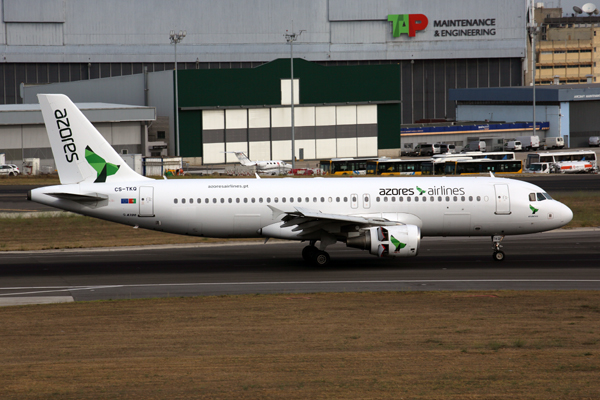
[7,0,527,161]
[450,84,600,148]
[0,102,155,169]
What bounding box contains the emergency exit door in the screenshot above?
[494,184,511,215]
[139,186,154,217]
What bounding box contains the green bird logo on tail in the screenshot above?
[416,186,426,195]
[529,204,539,215]
[85,146,120,183]
[390,235,407,253]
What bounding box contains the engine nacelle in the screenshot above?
[346,225,420,257]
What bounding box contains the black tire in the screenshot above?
[302,246,316,262]
[493,251,505,262]
[8,172,14,176]
[313,250,331,266]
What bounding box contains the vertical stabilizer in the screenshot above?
[231,152,256,167]
[38,94,149,184]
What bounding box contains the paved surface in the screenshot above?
[1,229,599,305]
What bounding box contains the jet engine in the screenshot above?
[346,225,420,257]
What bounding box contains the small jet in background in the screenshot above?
[226,151,292,174]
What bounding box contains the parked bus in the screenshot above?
[319,157,380,175]
[442,159,523,175]
[422,152,517,175]
[526,150,597,171]
[366,159,425,176]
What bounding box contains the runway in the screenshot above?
[1,229,599,305]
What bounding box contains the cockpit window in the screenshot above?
[536,193,546,201]
[543,192,553,200]
[529,193,536,201]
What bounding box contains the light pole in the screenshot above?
[528,1,538,137]
[284,28,304,169]
[169,30,186,157]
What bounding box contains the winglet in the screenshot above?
[489,171,495,178]
[255,173,261,179]
[267,205,285,219]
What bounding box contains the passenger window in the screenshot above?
[182,198,186,204]
[407,197,411,202]
[430,196,434,202]
[213,198,217,203]
[376,197,381,202]
[446,196,450,202]
[266,198,271,203]
[189,198,193,204]
[336,197,340,202]
[236,198,240,203]
[529,193,536,202]
[438,196,442,202]
[197,198,201,203]
[228,198,232,203]
[536,193,546,201]
[383,197,388,202]
[391,197,395,202]
[244,198,248,203]
[205,198,209,203]
[274,198,278,203]
[415,197,419,202]
[282,198,286,203]
[477,196,481,201]
[320,197,325,202]
[469,196,473,201]
[399,197,403,202]
[252,198,256,203]
[461,196,465,202]
[174,198,178,204]
[259,198,263,203]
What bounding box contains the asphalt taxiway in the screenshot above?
[1,229,599,305]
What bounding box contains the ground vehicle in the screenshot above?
[543,137,564,149]
[516,136,540,151]
[526,150,597,172]
[0,164,19,176]
[461,141,486,153]
[319,157,379,175]
[422,152,516,175]
[409,144,436,156]
[504,141,522,151]
[590,136,600,147]
[366,159,424,176]
[426,159,523,175]
[523,162,552,174]
[439,143,455,154]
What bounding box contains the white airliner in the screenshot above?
[226,151,292,174]
[29,94,573,265]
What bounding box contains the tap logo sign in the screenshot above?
[388,14,428,37]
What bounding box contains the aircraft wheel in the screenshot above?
[302,245,317,262]
[313,250,331,266]
[492,251,505,262]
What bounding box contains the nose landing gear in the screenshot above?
[492,235,505,261]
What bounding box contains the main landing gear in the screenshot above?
[302,241,331,266]
[492,235,505,261]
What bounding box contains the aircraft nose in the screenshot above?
[558,202,573,226]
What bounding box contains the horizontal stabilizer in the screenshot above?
[46,192,109,202]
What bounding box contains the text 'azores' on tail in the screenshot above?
[37,94,150,185]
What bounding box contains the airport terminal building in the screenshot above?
[2,0,528,164]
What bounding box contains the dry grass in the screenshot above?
[552,191,600,228]
[0,214,253,251]
[0,291,599,399]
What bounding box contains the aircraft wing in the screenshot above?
[271,206,399,237]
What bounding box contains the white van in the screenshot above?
[504,141,522,151]
[544,137,564,149]
[516,136,540,151]
[589,136,600,147]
